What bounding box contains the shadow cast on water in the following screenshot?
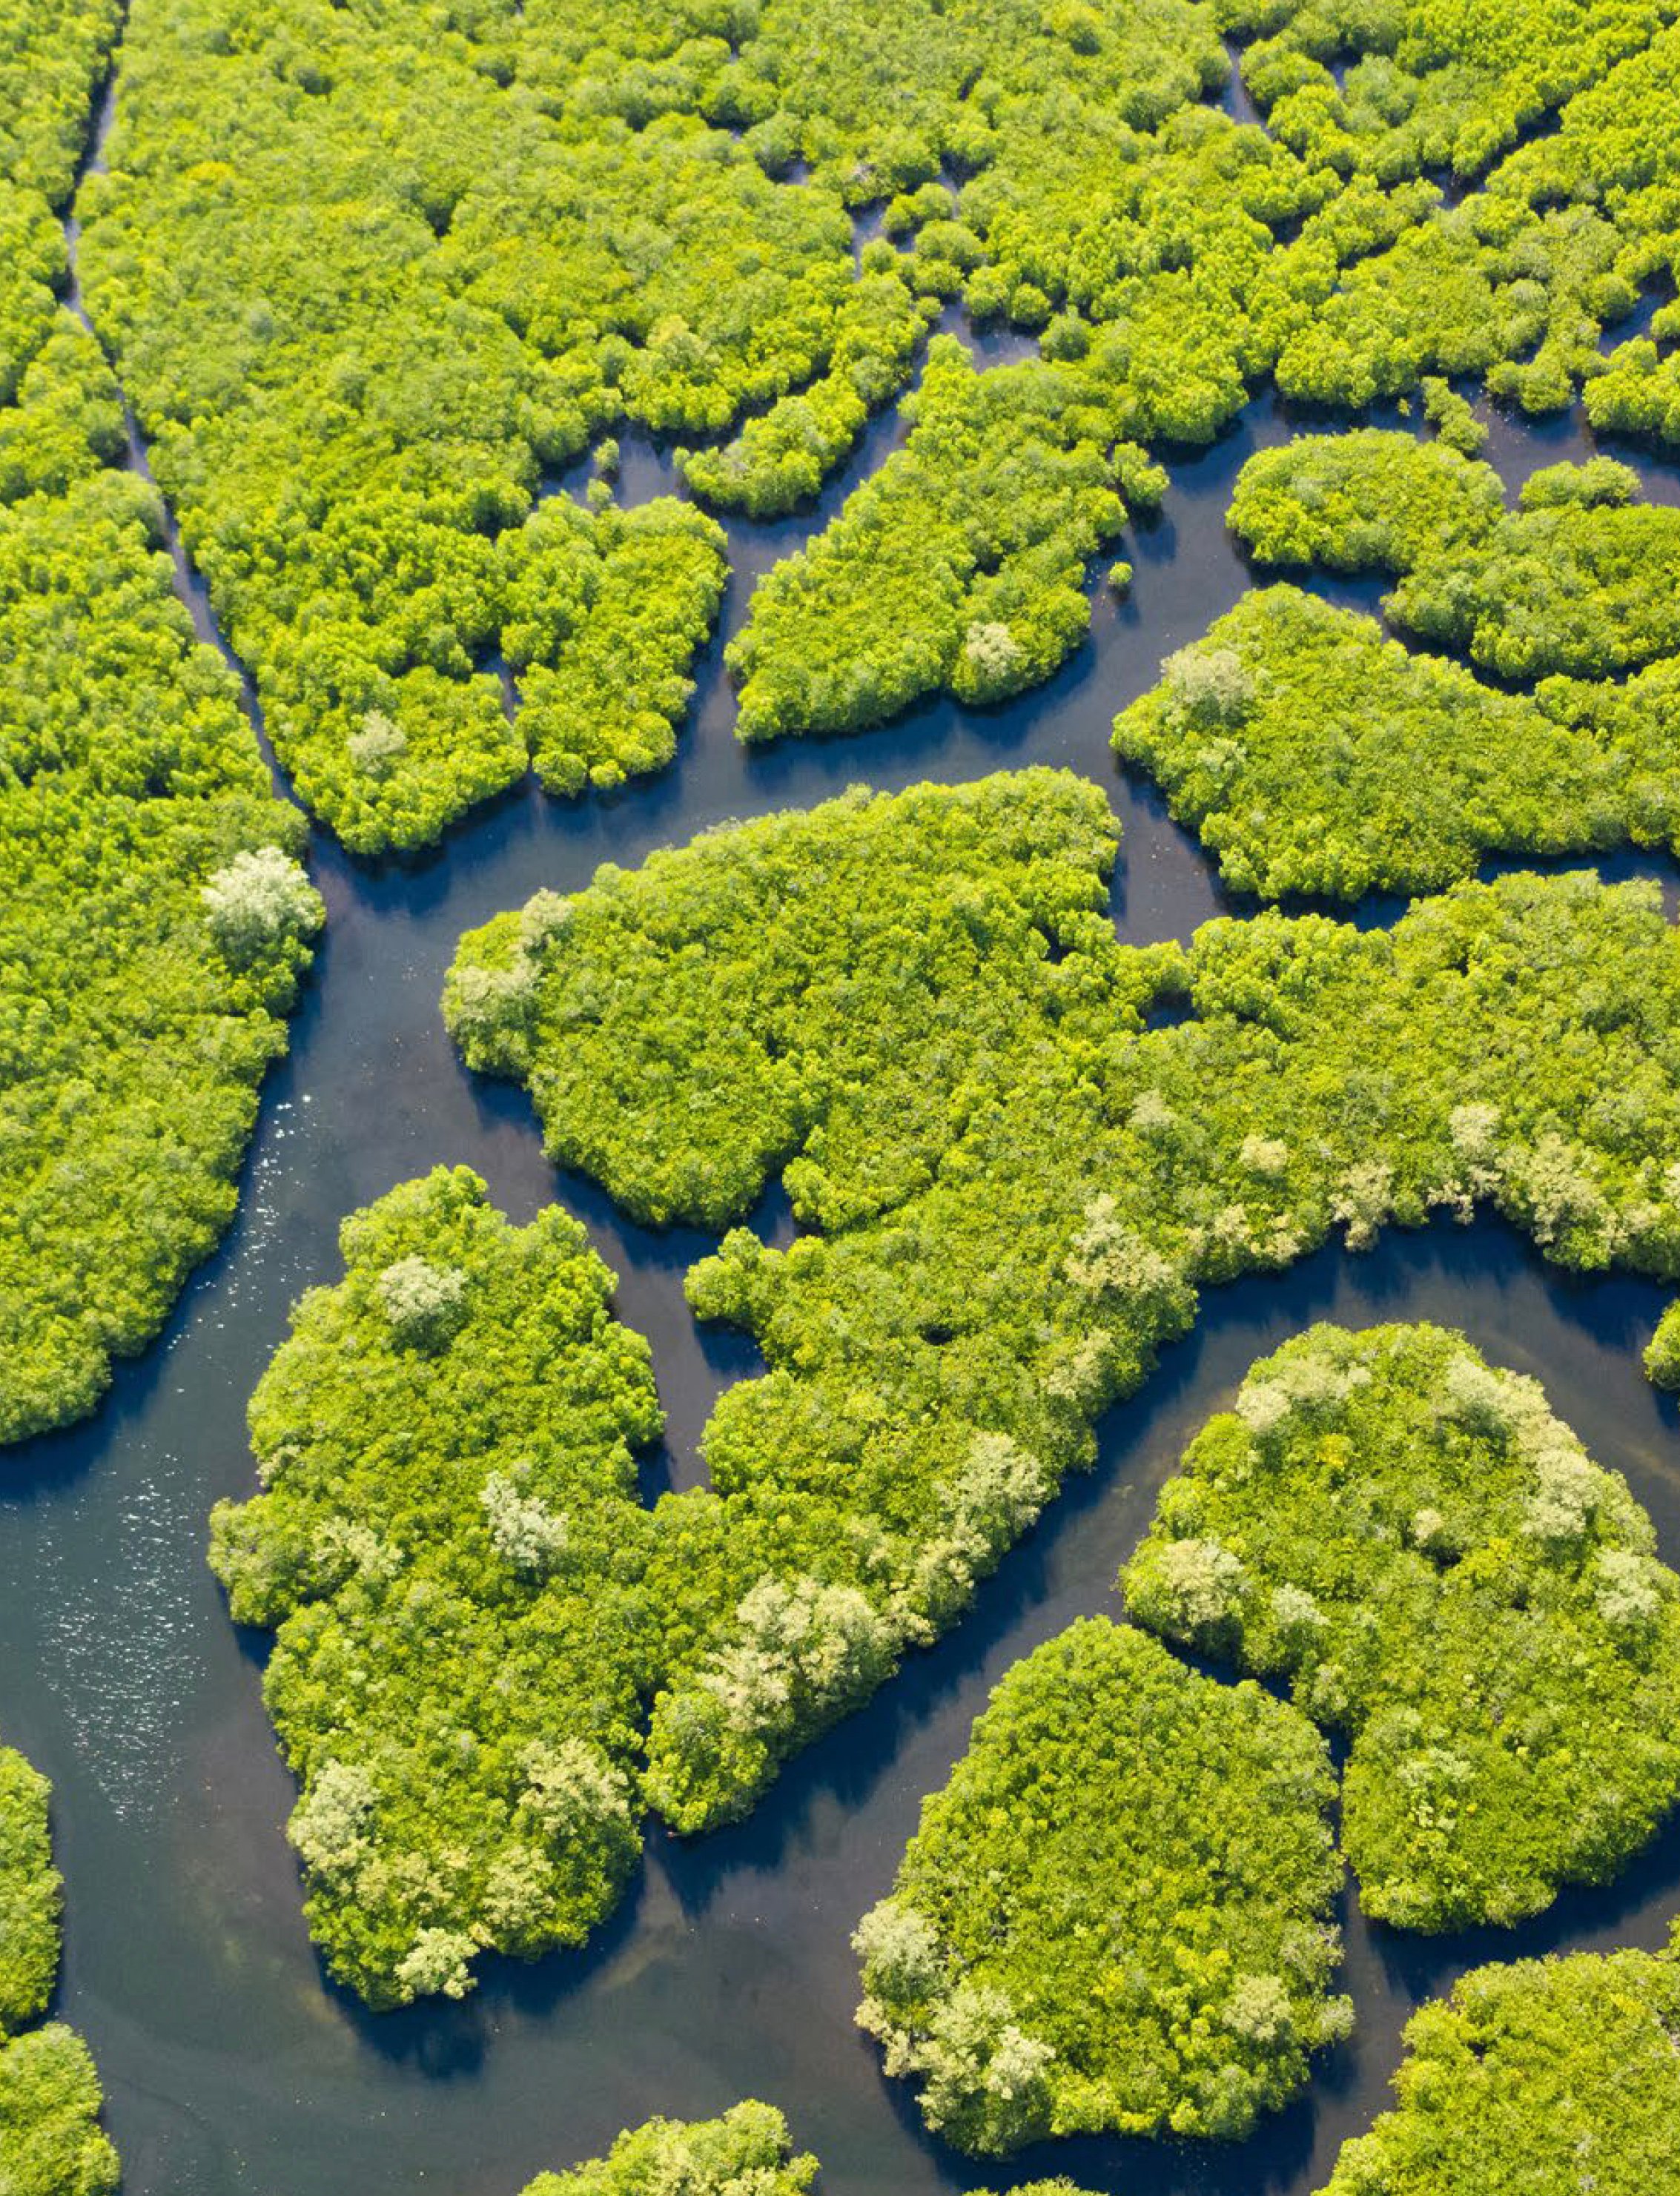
[1374,1810,1680,2006]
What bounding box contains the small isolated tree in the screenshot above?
[1164,644,1254,730]
[961,620,1025,698]
[480,1471,569,1578]
[288,1759,377,1886]
[519,1739,635,1848]
[1125,1534,1248,1647]
[201,846,322,962]
[853,1899,944,2009]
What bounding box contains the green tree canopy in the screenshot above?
[521,2102,816,2196]
[1123,1323,1680,1931]
[0,8,322,1448]
[209,1165,664,2009]
[416,773,1680,1997]
[854,1619,1348,2154]
[69,0,1680,840]
[0,1739,118,2196]
[1115,436,1680,902]
[1112,586,1639,899]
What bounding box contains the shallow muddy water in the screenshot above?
[11,118,1680,2196]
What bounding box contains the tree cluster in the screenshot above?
[1123,1321,1680,1931]
[1112,587,1630,899]
[0,1740,119,2196]
[1229,430,1680,679]
[75,0,942,848]
[1115,436,1680,898]
[509,2097,1099,2196]
[722,0,1680,746]
[853,1619,1347,2154]
[1315,1936,1680,2196]
[208,1165,664,2009]
[67,1,1680,838]
[521,2101,816,2196]
[0,6,323,1448]
[409,772,1680,2001]
[728,340,1156,742]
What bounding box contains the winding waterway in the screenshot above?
[9,45,1680,2196]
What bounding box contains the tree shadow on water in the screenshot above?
[337,1865,655,2083]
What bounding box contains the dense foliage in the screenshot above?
[498,494,727,799]
[728,340,1151,741]
[521,2102,816,2196]
[1123,1323,1680,1930]
[1226,429,1505,574]
[510,2099,1097,2196]
[73,0,1680,827]
[1644,1298,1680,1388]
[76,0,945,847]
[1117,437,1680,899]
[853,1619,1347,2154]
[718,0,1680,744]
[437,773,1680,1995]
[1232,430,1680,680]
[0,7,323,1447]
[0,1743,119,2196]
[0,0,120,210]
[0,1750,57,2039]
[1112,588,1631,899]
[1317,1939,1680,2196]
[209,1165,664,2008]
[678,268,939,519]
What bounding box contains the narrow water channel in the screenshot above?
[9,46,1680,2196]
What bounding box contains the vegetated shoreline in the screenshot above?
[3,8,1678,2187]
[66,0,1680,857]
[205,767,1680,2038]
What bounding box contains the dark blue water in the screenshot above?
[11,96,1680,2196]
